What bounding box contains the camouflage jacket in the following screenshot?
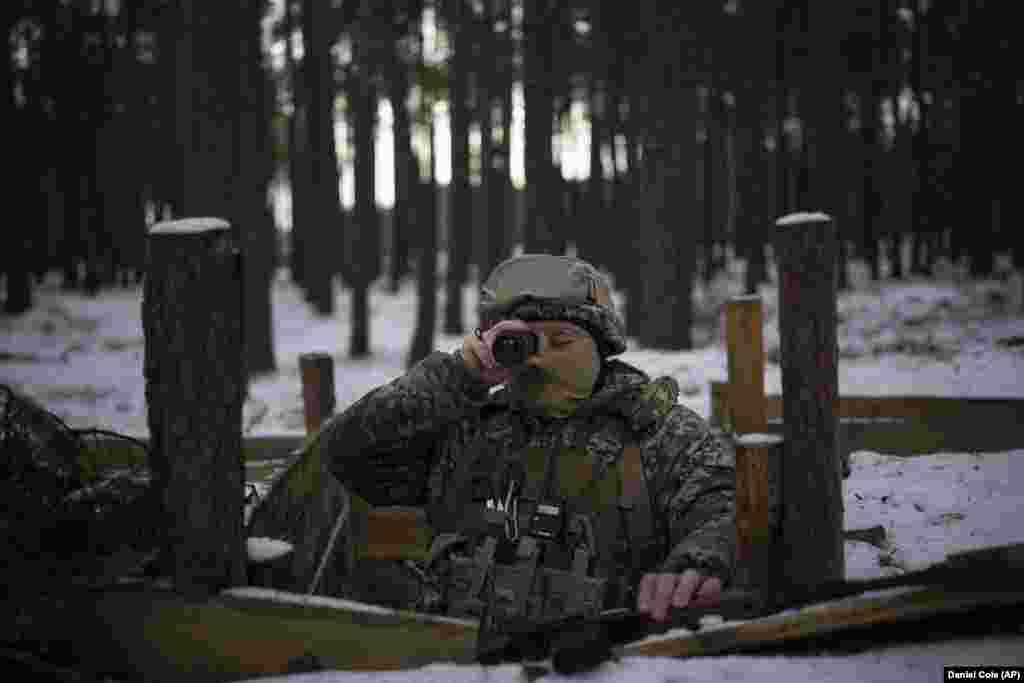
[324,351,736,585]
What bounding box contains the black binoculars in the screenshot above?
[489,330,540,367]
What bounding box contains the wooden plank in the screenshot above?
[15,585,477,681]
[622,587,1024,659]
[300,352,336,434]
[725,297,767,433]
[710,382,1024,424]
[733,434,783,587]
[86,434,306,467]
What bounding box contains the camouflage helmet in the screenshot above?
[478,254,628,357]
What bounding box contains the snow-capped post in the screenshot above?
[299,352,336,434]
[725,296,767,434]
[773,212,844,588]
[143,217,246,596]
[733,433,783,587]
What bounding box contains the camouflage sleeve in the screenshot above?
[322,350,491,505]
[643,405,737,584]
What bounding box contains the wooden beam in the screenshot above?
[300,352,336,435]
[734,433,783,588]
[710,382,1024,424]
[725,297,767,434]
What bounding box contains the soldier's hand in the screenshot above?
[637,569,723,622]
[460,332,512,386]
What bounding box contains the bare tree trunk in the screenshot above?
[301,0,340,314]
[636,5,697,351]
[285,0,307,288]
[522,0,558,254]
[347,9,381,358]
[388,40,414,293]
[408,118,439,368]
[238,0,277,376]
[444,0,470,335]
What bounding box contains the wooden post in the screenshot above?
[300,352,336,434]
[143,217,246,595]
[725,296,767,434]
[773,212,844,588]
[709,380,730,431]
[733,433,783,588]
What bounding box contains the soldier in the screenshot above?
[325,254,735,623]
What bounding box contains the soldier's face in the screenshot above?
[510,321,601,417]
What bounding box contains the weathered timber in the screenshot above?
[299,352,336,434]
[246,427,351,597]
[733,433,783,588]
[710,385,1024,423]
[12,584,477,680]
[709,383,1024,456]
[142,217,246,595]
[773,212,844,588]
[725,296,767,434]
[623,586,1024,659]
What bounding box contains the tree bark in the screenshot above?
[387,36,414,293]
[444,0,470,336]
[143,218,246,596]
[301,0,340,314]
[773,212,844,591]
[237,0,277,376]
[347,9,382,358]
[408,121,439,368]
[284,0,307,288]
[636,5,697,351]
[522,0,558,254]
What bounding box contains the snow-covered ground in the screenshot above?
[3,255,1024,679]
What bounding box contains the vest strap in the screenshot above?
[619,444,645,509]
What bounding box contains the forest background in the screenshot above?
[1,0,1020,375]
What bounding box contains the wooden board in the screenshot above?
[621,586,1024,659]
[711,382,1024,423]
[12,584,478,682]
[710,382,1024,456]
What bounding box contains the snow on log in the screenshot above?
[774,212,833,227]
[149,217,231,235]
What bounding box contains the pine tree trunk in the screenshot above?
[408,173,439,367]
[444,2,470,336]
[301,0,337,314]
[388,48,413,293]
[238,0,277,376]
[522,0,557,255]
[285,0,307,288]
[2,14,33,314]
[636,8,697,351]
[347,16,381,358]
[478,0,511,280]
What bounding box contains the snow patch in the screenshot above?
[246,537,294,563]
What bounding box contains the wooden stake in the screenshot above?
[773,212,844,588]
[733,433,783,588]
[300,352,336,435]
[725,296,767,434]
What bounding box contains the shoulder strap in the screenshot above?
[619,444,645,509]
[616,441,670,565]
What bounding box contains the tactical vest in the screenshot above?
[430,417,668,623]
